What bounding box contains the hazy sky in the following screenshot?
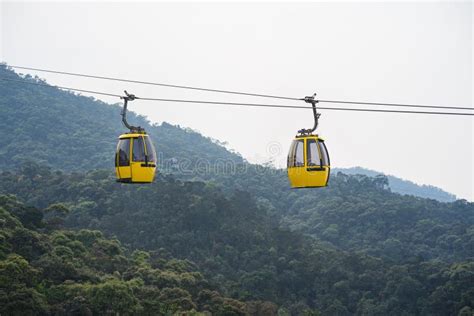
[1,1,473,200]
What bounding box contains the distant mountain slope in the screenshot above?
[0,64,242,172]
[335,167,457,202]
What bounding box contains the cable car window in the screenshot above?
[117,139,130,166]
[319,141,330,166]
[307,139,321,166]
[132,137,146,162]
[295,140,304,167]
[144,136,157,162]
[287,140,297,167]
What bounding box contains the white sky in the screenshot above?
[1,1,473,200]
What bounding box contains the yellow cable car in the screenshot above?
[287,94,330,188]
[287,135,330,188]
[115,91,157,183]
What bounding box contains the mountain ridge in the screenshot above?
[334,167,457,202]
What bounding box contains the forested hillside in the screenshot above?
[336,167,457,202]
[188,166,473,264]
[1,166,473,315]
[1,64,473,315]
[0,195,258,315]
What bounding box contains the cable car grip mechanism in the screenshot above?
[298,93,320,135]
[120,90,144,133]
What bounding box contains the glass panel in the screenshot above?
[116,138,130,166]
[319,141,330,166]
[144,136,157,162]
[132,137,146,162]
[287,140,297,167]
[295,140,304,167]
[307,139,321,166]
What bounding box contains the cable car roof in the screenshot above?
[119,132,149,139]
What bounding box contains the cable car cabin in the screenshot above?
[115,133,157,183]
[287,135,330,188]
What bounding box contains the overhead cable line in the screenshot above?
[139,96,474,116]
[317,99,473,111]
[1,77,473,116]
[7,64,299,101]
[6,64,473,111]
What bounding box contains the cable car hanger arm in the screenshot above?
[298,93,321,135]
[121,90,144,133]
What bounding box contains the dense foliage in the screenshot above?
[0,195,268,315]
[183,165,473,264]
[1,165,473,315]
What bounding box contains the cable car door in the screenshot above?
[130,136,148,182]
[305,138,329,186]
[287,139,306,187]
[116,138,132,180]
[130,136,154,182]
